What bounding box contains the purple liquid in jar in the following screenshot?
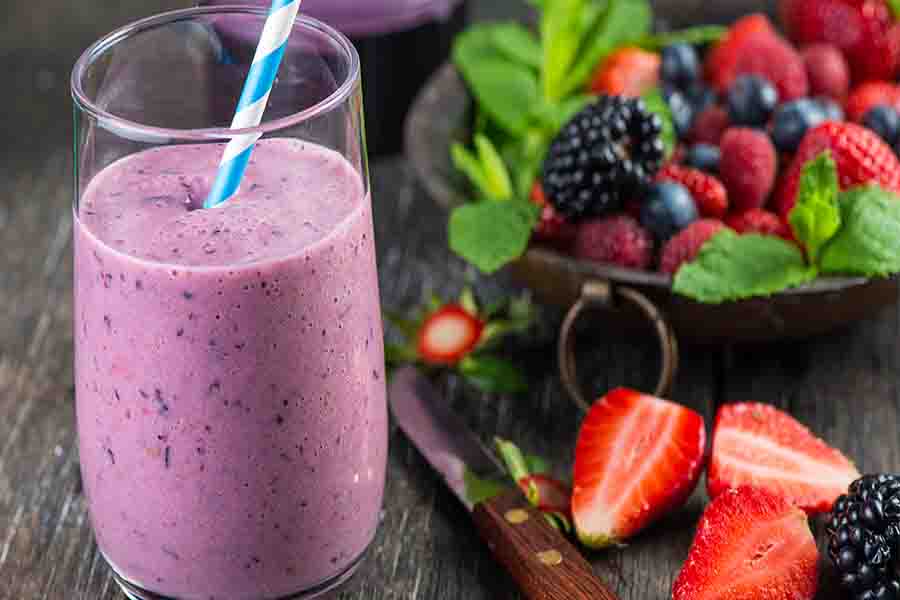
[74,139,387,600]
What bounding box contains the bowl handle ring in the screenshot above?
[558,279,679,412]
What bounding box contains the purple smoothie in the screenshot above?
[74,138,387,600]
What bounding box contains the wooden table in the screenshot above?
[0,0,888,598]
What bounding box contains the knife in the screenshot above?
[388,366,618,600]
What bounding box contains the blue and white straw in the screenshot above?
[204,0,302,209]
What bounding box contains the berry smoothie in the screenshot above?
[74,139,387,600]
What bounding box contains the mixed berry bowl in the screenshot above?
[405,1,900,345]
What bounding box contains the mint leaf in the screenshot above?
[491,22,542,69]
[474,135,513,201]
[637,25,727,50]
[449,200,537,273]
[673,230,818,303]
[562,0,652,98]
[463,467,506,506]
[642,88,676,159]
[888,0,900,19]
[453,24,539,136]
[459,355,528,393]
[789,152,841,263]
[820,186,900,276]
[541,0,589,101]
[451,143,494,200]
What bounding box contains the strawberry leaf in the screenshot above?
[384,343,417,366]
[458,288,479,316]
[889,0,900,20]
[463,467,506,506]
[383,310,420,342]
[789,152,841,264]
[495,437,539,504]
[820,185,900,276]
[525,454,551,475]
[460,355,528,393]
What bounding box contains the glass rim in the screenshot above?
[70,5,361,142]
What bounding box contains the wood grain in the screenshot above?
[0,1,893,600]
[472,489,618,600]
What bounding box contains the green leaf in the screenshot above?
[449,200,538,273]
[636,25,727,50]
[459,355,529,394]
[384,342,417,365]
[451,143,495,201]
[789,152,841,264]
[561,0,652,98]
[495,437,538,504]
[491,22,542,69]
[888,0,900,20]
[525,454,551,475]
[642,88,676,159]
[505,128,552,200]
[820,186,900,276]
[541,0,590,101]
[544,511,574,534]
[383,310,420,341]
[474,135,514,201]
[458,288,479,316]
[673,230,818,303]
[453,24,539,136]
[463,467,506,506]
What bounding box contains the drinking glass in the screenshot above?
[71,7,387,599]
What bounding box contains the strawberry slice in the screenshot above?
[571,388,707,548]
[708,402,860,514]
[518,474,570,515]
[672,486,819,600]
[416,305,484,365]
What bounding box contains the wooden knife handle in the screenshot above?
[472,488,618,600]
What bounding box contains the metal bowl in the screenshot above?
[403,7,899,345]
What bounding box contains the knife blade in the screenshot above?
[389,366,618,600]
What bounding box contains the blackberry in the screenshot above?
[541,96,665,221]
[827,474,900,600]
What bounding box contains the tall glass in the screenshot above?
[71,8,387,600]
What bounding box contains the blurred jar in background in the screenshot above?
[201,0,468,156]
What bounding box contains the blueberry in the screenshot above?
[863,105,900,146]
[640,182,698,240]
[683,144,721,174]
[661,43,700,88]
[666,90,695,139]
[771,99,827,152]
[727,75,779,127]
[816,97,845,122]
[686,82,717,114]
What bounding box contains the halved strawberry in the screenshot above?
[708,402,860,514]
[571,388,707,548]
[672,486,818,600]
[518,474,570,515]
[416,305,484,365]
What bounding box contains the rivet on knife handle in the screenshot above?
[472,488,619,600]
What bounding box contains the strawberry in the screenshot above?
[706,14,808,101]
[845,81,900,122]
[782,0,900,83]
[416,305,484,365]
[588,47,661,97]
[775,121,900,218]
[571,388,706,548]
[726,208,794,240]
[672,487,819,600]
[708,402,860,514]
[519,474,570,515]
[530,182,576,249]
[657,163,729,218]
[659,219,727,275]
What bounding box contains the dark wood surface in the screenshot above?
[0,1,891,599]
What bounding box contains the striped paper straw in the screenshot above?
[204,0,302,209]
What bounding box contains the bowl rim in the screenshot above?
[405,61,879,299]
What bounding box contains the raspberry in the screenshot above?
[689,106,730,145]
[782,0,900,83]
[574,215,654,270]
[659,219,727,275]
[657,163,729,219]
[726,208,793,240]
[530,183,576,249]
[719,128,778,212]
[801,44,850,100]
[845,81,900,122]
[707,15,808,102]
[775,121,900,218]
